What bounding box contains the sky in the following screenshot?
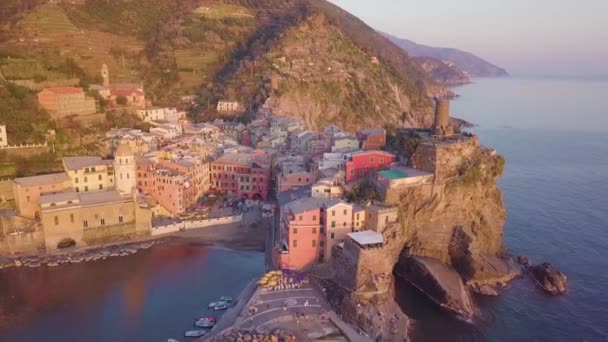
[328,0,608,77]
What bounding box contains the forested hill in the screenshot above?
[0,0,448,133]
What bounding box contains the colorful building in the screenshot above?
[357,128,386,151]
[13,173,71,219]
[344,150,396,183]
[109,84,146,108]
[63,156,115,193]
[210,152,271,200]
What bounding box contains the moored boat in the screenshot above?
[219,296,233,302]
[213,302,231,311]
[184,330,206,338]
[194,320,215,328]
[207,300,227,309]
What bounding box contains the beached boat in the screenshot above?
[213,302,231,311]
[194,320,215,328]
[184,330,206,338]
[207,300,228,309]
[194,316,216,322]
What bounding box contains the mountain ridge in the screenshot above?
[382,32,509,78]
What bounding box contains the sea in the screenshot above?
[398,76,608,342]
[0,243,264,341]
[0,77,607,342]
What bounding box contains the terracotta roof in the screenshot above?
[14,173,70,187]
[40,87,84,95]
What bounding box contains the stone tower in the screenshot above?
[434,99,452,136]
[114,143,135,195]
[101,64,110,87]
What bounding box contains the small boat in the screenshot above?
[208,300,228,309]
[213,302,231,311]
[194,320,215,328]
[194,316,216,322]
[184,330,206,338]
[219,296,233,302]
[167,339,179,342]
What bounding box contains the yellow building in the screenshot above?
[63,156,115,193]
[13,173,72,219]
[39,190,148,251]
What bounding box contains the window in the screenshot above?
[83,220,88,228]
[54,216,59,226]
[76,187,79,192]
[312,240,317,247]
[385,215,389,223]
[370,157,375,163]
[343,209,347,215]
[320,241,325,247]
[299,215,303,221]
[293,228,298,234]
[99,184,103,190]
[293,240,298,248]
[75,178,79,184]
[356,213,360,220]
[98,175,102,180]
[332,210,336,217]
[312,215,317,221]
[380,158,385,163]
[70,214,74,223]
[359,170,364,176]
[331,232,335,239]
[119,216,123,223]
[92,167,96,172]
[331,221,336,228]
[350,170,354,175]
[343,222,347,227]
[320,227,325,234]
[84,186,88,192]
[84,176,88,182]
[101,218,105,225]
[26,195,30,202]
[312,227,317,234]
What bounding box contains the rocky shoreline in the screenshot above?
[0,238,168,270]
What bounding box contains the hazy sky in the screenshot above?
[329,0,608,77]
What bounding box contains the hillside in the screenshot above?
[383,32,509,78]
[0,0,448,135]
[413,56,470,86]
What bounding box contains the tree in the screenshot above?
[116,95,128,106]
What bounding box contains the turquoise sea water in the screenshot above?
[401,77,608,341]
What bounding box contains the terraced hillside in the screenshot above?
[0,0,447,134]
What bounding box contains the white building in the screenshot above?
[319,152,347,171]
[114,143,136,195]
[217,101,240,112]
[137,107,178,122]
[0,125,7,147]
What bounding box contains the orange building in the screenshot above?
[13,173,72,219]
[109,84,146,108]
[37,87,97,119]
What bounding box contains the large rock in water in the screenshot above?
[529,262,568,295]
[394,256,475,319]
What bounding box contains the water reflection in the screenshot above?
[0,243,263,342]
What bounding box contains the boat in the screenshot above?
[194,316,216,322]
[213,302,231,311]
[208,300,228,309]
[167,339,179,342]
[219,296,233,302]
[184,330,206,338]
[194,320,216,328]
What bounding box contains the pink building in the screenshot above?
[153,168,191,216]
[345,150,396,183]
[277,170,315,193]
[210,152,271,200]
[109,84,146,108]
[277,198,354,270]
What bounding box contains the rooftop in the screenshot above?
[380,170,407,180]
[63,156,112,171]
[348,230,384,246]
[284,197,332,215]
[14,172,70,187]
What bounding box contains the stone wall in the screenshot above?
[83,222,142,246]
[0,180,14,201]
[411,136,479,184]
[0,229,45,255]
[151,214,243,236]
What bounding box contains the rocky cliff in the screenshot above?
[413,56,471,86]
[317,139,519,338]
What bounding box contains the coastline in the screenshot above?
[0,209,267,270]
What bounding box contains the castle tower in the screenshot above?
[114,143,135,195]
[434,99,451,136]
[101,64,110,87]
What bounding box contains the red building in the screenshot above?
[357,128,386,151]
[345,150,396,183]
[210,152,271,200]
